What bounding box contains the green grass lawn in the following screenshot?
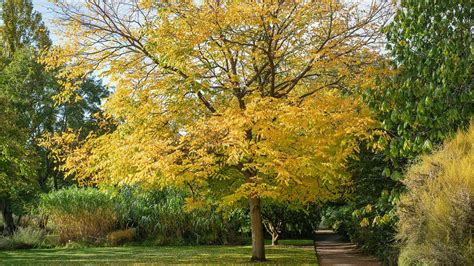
[0,242,317,265]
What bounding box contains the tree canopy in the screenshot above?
[368,0,473,167]
[0,0,110,235]
[324,0,473,260]
[0,96,36,235]
[0,0,51,56]
[43,0,392,260]
[0,0,471,263]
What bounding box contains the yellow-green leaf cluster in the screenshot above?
[43,0,392,207]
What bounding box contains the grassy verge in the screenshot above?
[0,243,317,265]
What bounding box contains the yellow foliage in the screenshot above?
[360,218,370,228]
[42,1,392,207]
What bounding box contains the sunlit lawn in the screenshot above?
[0,241,317,265]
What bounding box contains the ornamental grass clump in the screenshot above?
[397,123,474,265]
[39,187,116,243]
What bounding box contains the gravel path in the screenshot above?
[314,230,381,266]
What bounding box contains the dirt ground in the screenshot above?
[314,230,382,266]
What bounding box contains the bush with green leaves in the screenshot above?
[0,227,48,250]
[334,0,474,261]
[320,147,400,262]
[38,186,250,246]
[397,124,474,265]
[262,200,320,245]
[114,186,249,245]
[38,187,116,243]
[321,202,398,262]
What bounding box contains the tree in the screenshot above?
[0,0,51,56]
[42,77,110,189]
[262,201,319,246]
[0,47,59,187]
[0,0,52,234]
[368,0,473,175]
[44,0,392,260]
[0,96,36,235]
[327,0,473,260]
[0,0,109,190]
[0,0,109,234]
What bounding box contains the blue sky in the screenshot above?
[32,0,55,18]
[32,0,57,41]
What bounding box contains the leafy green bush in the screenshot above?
[262,200,320,245]
[39,187,116,243]
[397,124,474,265]
[320,148,400,262]
[37,186,250,246]
[114,186,249,245]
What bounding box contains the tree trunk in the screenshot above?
[249,197,266,262]
[263,221,280,246]
[0,199,16,236]
[271,232,279,246]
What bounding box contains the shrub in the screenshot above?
[114,186,249,245]
[320,201,398,262]
[115,187,180,240]
[0,227,47,250]
[107,228,136,245]
[39,187,116,243]
[397,124,474,265]
[37,186,249,246]
[316,144,402,263]
[10,227,46,248]
[262,201,320,245]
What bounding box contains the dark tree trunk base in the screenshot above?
[1,199,16,236]
[249,197,266,261]
[250,257,267,262]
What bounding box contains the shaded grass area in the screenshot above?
[0,243,317,265]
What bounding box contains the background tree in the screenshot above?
[0,0,51,56]
[42,77,109,189]
[0,97,36,235]
[0,0,48,233]
[0,47,57,189]
[262,201,319,246]
[371,0,473,171]
[0,0,109,234]
[0,0,109,188]
[44,0,392,261]
[324,0,473,261]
